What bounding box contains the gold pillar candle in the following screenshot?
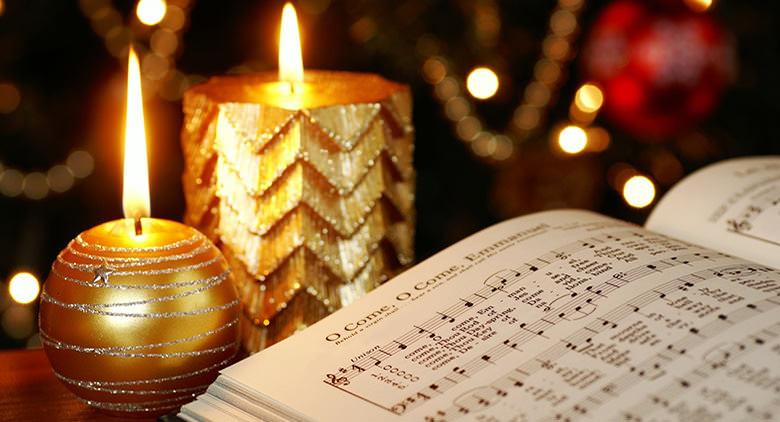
[39,48,239,416]
[181,5,415,352]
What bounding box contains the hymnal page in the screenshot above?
[647,156,780,268]
[184,210,780,421]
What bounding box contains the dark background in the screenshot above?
[0,0,778,348]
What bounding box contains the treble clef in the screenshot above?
[325,373,350,386]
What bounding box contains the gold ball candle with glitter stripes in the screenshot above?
[39,219,239,416]
[39,48,239,416]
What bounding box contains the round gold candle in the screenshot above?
[39,218,239,416]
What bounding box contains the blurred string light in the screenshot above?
[557,125,587,154]
[2,306,35,340]
[622,175,656,208]
[0,150,93,200]
[347,1,678,212]
[0,83,20,113]
[8,272,40,305]
[553,82,608,156]
[418,0,586,162]
[574,83,603,113]
[136,0,167,26]
[466,67,499,100]
[79,0,197,101]
[585,127,610,152]
[0,20,95,201]
[685,0,714,12]
[0,0,4,17]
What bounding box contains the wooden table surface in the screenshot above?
[0,348,157,421]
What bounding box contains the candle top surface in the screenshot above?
[79,218,202,251]
[187,70,408,110]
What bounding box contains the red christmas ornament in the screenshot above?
[581,1,735,139]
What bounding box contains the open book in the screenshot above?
[180,156,780,421]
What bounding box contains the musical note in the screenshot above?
[314,226,780,422]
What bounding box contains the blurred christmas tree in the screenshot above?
[0,0,778,348]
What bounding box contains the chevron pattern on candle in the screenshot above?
[181,77,415,352]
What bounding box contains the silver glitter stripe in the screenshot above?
[77,394,196,412]
[39,318,238,353]
[40,292,240,318]
[57,255,221,276]
[53,352,236,387]
[63,379,210,395]
[41,337,238,358]
[50,266,227,290]
[42,271,229,308]
[75,232,202,253]
[65,242,212,267]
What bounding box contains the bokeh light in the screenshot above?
[585,127,611,152]
[466,67,499,100]
[8,272,40,305]
[47,165,75,193]
[685,0,713,12]
[22,172,49,200]
[161,5,186,31]
[558,125,588,154]
[574,83,604,113]
[151,29,178,56]
[524,82,550,107]
[422,57,446,84]
[0,169,23,197]
[2,307,34,340]
[622,175,656,208]
[0,83,20,114]
[435,76,459,101]
[136,0,167,26]
[67,150,95,178]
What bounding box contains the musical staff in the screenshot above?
[726,184,780,246]
[314,221,780,421]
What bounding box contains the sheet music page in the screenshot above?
[647,156,780,268]
[217,210,780,421]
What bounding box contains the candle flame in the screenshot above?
[122,48,151,222]
[279,3,303,85]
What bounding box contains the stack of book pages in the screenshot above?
[181,157,780,421]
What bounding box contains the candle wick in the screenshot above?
[286,81,296,95]
[134,218,143,236]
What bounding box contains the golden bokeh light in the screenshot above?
[524,82,550,107]
[8,272,40,305]
[47,165,75,193]
[422,57,446,84]
[0,83,20,114]
[445,96,470,121]
[2,306,34,339]
[22,172,48,200]
[622,175,656,208]
[136,0,167,26]
[574,83,604,113]
[685,0,713,12]
[558,125,588,154]
[466,67,499,100]
[0,169,23,197]
[66,150,94,178]
[435,76,459,101]
[585,127,611,152]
